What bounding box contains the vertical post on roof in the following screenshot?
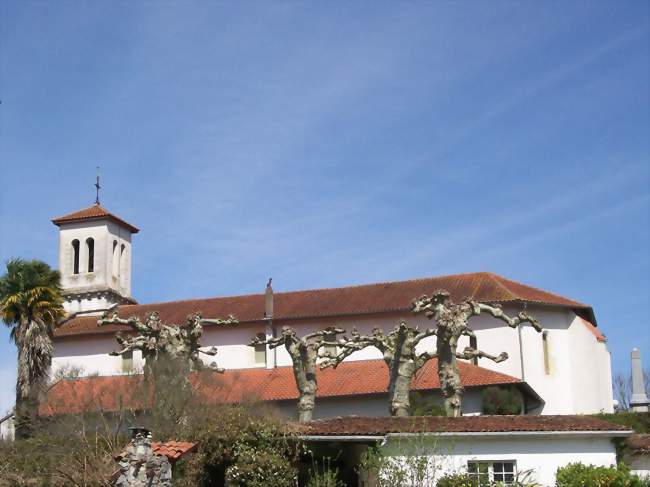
[264,278,275,369]
[630,348,649,412]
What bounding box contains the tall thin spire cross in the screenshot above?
[95,166,101,205]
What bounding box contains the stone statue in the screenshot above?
[411,290,542,417]
[249,326,345,422]
[319,321,438,417]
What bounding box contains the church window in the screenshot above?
[469,335,478,365]
[86,238,95,273]
[112,240,119,277]
[71,240,80,274]
[119,244,127,288]
[468,461,516,485]
[254,333,266,364]
[122,350,133,373]
[542,331,550,375]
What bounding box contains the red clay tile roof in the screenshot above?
[627,434,650,454]
[39,359,520,415]
[152,441,197,460]
[52,204,139,233]
[54,272,591,337]
[292,415,632,436]
[578,317,606,343]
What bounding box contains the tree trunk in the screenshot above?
[437,333,462,417]
[389,372,413,417]
[295,355,317,422]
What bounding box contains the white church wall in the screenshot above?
[379,434,619,487]
[567,315,615,413]
[58,221,110,294]
[52,335,144,377]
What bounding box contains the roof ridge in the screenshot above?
[491,273,586,307]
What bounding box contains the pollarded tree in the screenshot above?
[319,321,438,417]
[0,259,66,439]
[411,290,541,417]
[249,326,345,422]
[98,311,237,376]
[99,311,237,433]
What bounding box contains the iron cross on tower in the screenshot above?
[95,166,101,205]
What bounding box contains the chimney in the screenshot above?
[630,348,649,413]
[264,278,273,320]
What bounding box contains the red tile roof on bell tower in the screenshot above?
[52,203,139,233]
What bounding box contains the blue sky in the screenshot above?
[0,1,648,415]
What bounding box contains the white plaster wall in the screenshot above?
[626,454,650,479]
[57,220,134,310]
[567,315,615,413]
[52,336,144,377]
[381,435,619,487]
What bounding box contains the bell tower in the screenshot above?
[52,202,139,315]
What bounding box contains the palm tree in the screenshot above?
[0,259,65,438]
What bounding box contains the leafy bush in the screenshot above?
[410,392,447,416]
[436,473,478,486]
[592,412,650,434]
[555,462,645,487]
[481,386,523,415]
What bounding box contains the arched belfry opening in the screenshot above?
[86,238,95,273]
[71,239,80,275]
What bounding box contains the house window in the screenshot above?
[469,335,478,365]
[542,331,550,375]
[254,333,266,364]
[86,238,95,273]
[468,461,516,485]
[122,350,133,373]
[71,240,80,274]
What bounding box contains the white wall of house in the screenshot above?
[380,433,620,487]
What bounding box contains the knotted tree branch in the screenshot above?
[249,325,345,422]
[319,321,439,417]
[411,290,542,417]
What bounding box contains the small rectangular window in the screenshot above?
[122,350,133,373]
[542,331,550,375]
[254,333,266,365]
[468,461,516,486]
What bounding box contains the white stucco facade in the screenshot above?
[375,432,622,487]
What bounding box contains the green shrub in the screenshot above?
[555,462,645,487]
[436,473,478,486]
[481,386,523,415]
[592,412,650,434]
[410,391,447,416]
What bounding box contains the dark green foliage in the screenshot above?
[555,462,645,487]
[410,391,447,416]
[178,404,299,487]
[593,412,650,434]
[436,473,478,486]
[481,386,523,415]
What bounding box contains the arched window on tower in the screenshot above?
[254,333,267,365]
[86,238,95,273]
[112,240,119,277]
[119,244,127,288]
[71,240,80,275]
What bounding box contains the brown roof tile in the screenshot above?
[39,359,520,415]
[292,415,632,436]
[55,272,590,337]
[52,204,139,233]
[152,441,197,460]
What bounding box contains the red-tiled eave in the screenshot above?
[578,317,606,343]
[292,415,632,436]
[52,204,139,233]
[152,441,197,460]
[54,272,592,338]
[40,359,521,416]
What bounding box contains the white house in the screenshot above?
[47,203,615,418]
[295,415,632,487]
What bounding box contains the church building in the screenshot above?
[45,202,615,419]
